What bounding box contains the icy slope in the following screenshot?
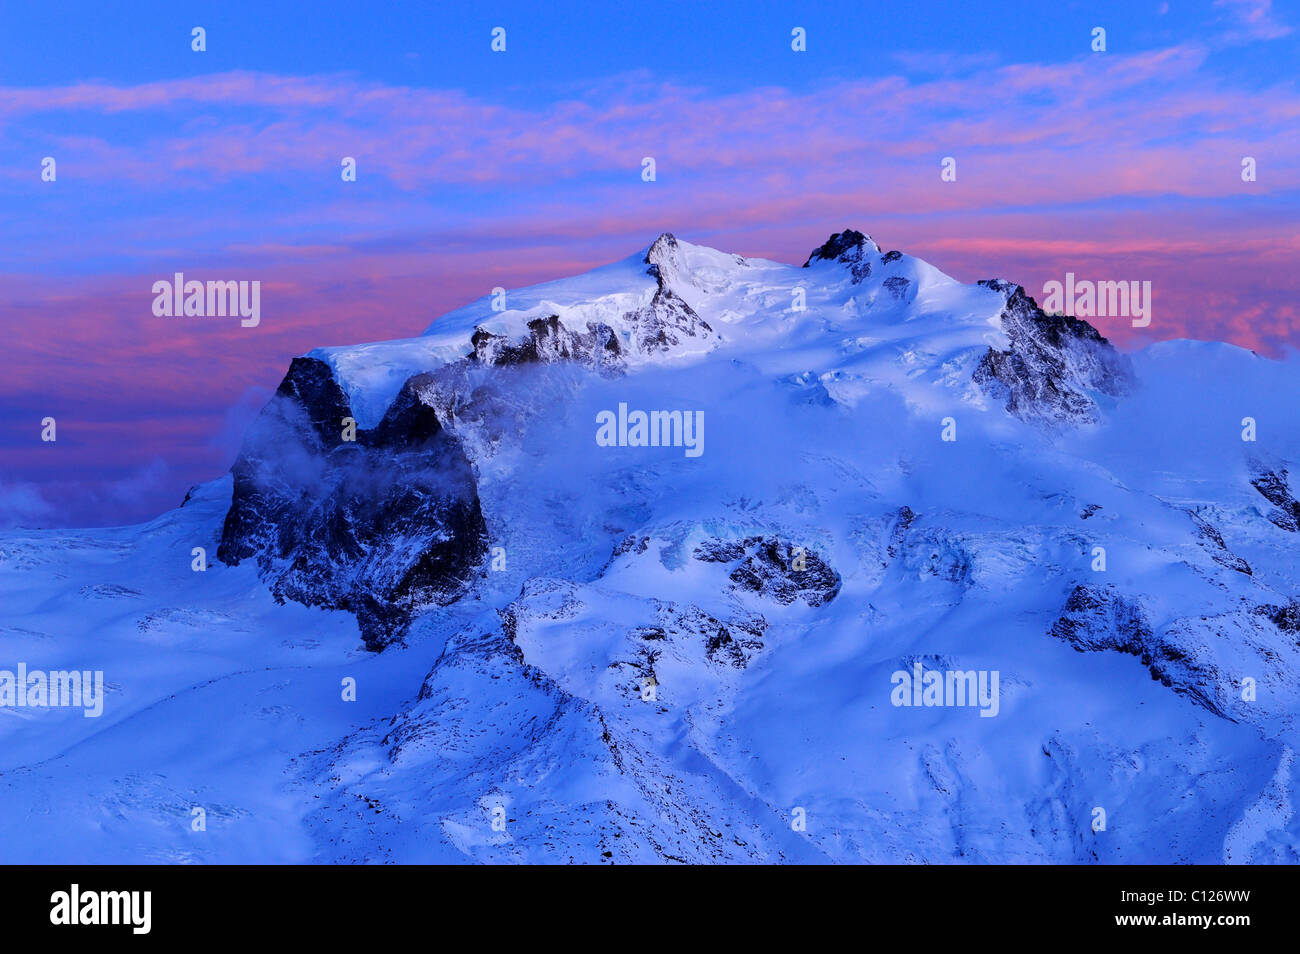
[3,230,1299,863]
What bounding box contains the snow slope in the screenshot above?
[3,230,1299,863]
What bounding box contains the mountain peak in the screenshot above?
[644,231,686,284]
[803,229,882,267]
[802,229,882,284]
[976,278,1022,299]
[644,231,681,265]
[642,231,750,295]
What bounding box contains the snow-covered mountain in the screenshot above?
[4,229,1300,863]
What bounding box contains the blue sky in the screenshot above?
[4,1,1290,94]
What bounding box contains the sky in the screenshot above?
[1,0,1298,527]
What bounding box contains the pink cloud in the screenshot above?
[1215,0,1294,42]
[3,45,1296,199]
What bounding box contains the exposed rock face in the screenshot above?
[1187,510,1252,575]
[803,229,880,283]
[602,533,652,573]
[889,506,917,558]
[881,275,913,301]
[692,537,745,563]
[1048,584,1273,721]
[625,285,714,354]
[631,234,719,353]
[654,601,768,670]
[218,357,488,650]
[1050,584,1154,655]
[1255,600,1300,634]
[463,237,717,368]
[1049,583,1227,714]
[470,315,623,371]
[973,281,1135,425]
[694,535,841,607]
[1251,466,1300,531]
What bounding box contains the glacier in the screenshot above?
[2,229,1299,863]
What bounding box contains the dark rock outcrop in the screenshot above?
[218,357,488,650]
[653,602,767,670]
[1049,584,1231,718]
[973,281,1135,426]
[1255,600,1300,636]
[803,229,880,284]
[693,535,841,607]
[630,234,718,353]
[1250,466,1300,532]
[887,506,916,561]
[881,275,913,301]
[470,315,622,371]
[1050,584,1154,655]
[1187,510,1252,575]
